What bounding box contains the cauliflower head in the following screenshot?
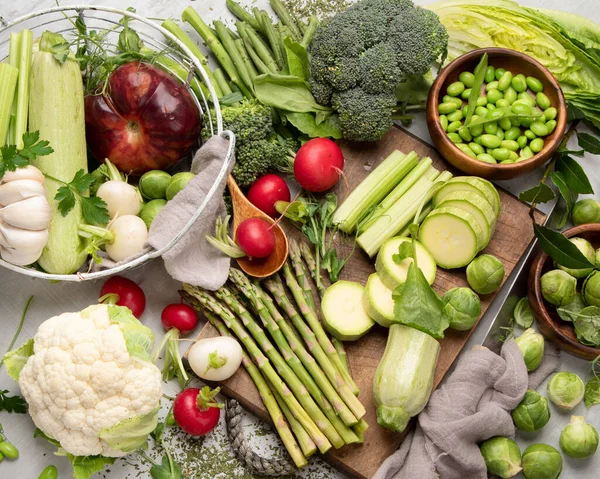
[8,304,162,458]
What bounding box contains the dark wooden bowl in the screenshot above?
[528,224,600,360]
[427,48,567,180]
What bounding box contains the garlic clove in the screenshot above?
[0,179,47,206]
[0,245,45,266]
[0,195,52,230]
[1,165,45,185]
[0,222,48,251]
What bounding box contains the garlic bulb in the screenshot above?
[0,179,46,206]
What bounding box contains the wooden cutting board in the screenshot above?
[194,126,544,479]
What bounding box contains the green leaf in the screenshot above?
[535,224,596,269]
[518,182,555,204]
[573,306,600,346]
[283,111,342,139]
[513,297,534,328]
[550,171,578,229]
[219,91,244,106]
[99,406,159,453]
[69,169,96,193]
[81,196,110,225]
[106,305,155,362]
[253,73,332,113]
[283,37,309,80]
[150,454,183,479]
[566,102,586,122]
[392,241,413,264]
[584,377,600,408]
[556,155,594,194]
[68,455,116,479]
[55,185,76,217]
[393,261,449,338]
[577,131,600,154]
[464,53,487,126]
[0,389,27,413]
[2,339,34,381]
[467,107,542,127]
[557,294,586,322]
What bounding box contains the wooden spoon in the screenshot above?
[227,175,288,278]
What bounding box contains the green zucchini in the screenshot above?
[321,281,375,341]
[375,237,437,289]
[363,273,395,328]
[438,177,501,217]
[29,32,88,274]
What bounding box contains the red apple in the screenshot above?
[85,62,202,174]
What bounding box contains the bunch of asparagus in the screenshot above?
[182,239,367,468]
[161,0,318,100]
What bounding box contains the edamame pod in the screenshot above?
[38,465,58,479]
[526,76,544,92]
[0,441,18,460]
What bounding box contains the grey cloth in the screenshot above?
[148,135,235,289]
[374,339,560,479]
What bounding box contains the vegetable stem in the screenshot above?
[225,0,261,32]
[288,239,317,313]
[238,22,278,73]
[13,29,32,150]
[213,69,233,96]
[0,296,33,369]
[233,39,258,80]
[269,0,303,42]
[301,16,319,48]
[214,20,254,92]
[256,10,285,70]
[299,241,327,298]
[0,63,19,147]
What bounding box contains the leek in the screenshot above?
[332,150,418,234]
[0,63,19,147]
[13,29,32,149]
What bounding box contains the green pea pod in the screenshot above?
[0,441,19,460]
[464,53,488,126]
[38,465,58,479]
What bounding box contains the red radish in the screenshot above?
[99,276,146,318]
[236,218,275,258]
[294,138,344,192]
[173,386,222,436]
[161,304,199,335]
[247,174,290,217]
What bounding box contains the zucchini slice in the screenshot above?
[446,177,501,217]
[364,273,395,328]
[322,281,375,341]
[375,237,437,289]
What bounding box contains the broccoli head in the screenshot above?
[233,134,288,188]
[218,99,272,143]
[359,43,402,94]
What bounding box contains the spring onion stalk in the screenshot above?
[0,63,18,147]
[12,29,32,149]
[358,171,453,257]
[225,0,262,32]
[270,0,303,41]
[332,150,418,234]
[359,160,436,233]
[398,202,434,237]
[301,16,319,48]
[214,21,254,92]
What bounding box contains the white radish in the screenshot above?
[1,165,45,185]
[0,195,52,230]
[0,179,46,206]
[187,337,243,381]
[97,180,143,219]
[105,215,148,262]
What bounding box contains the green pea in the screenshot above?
[447,120,463,132]
[510,117,522,127]
[496,99,511,108]
[473,135,484,145]
[447,132,463,144]
[0,441,18,460]
[447,81,465,97]
[496,129,505,140]
[546,119,557,134]
[520,117,533,128]
[511,102,531,116]
[38,465,58,479]
[484,121,498,135]
[443,95,463,107]
[447,110,463,122]
[499,117,512,131]
[486,80,499,92]
[517,92,536,106]
[485,66,496,83]
[481,134,501,148]
[495,67,506,80]
[519,146,534,160]
[530,120,549,137]
[469,122,484,137]
[475,106,489,117]
[530,138,545,153]
[461,88,472,100]
[516,73,527,83]
[439,114,449,131]
[459,72,475,88]
[486,148,494,155]
[509,151,519,161]
[517,135,528,148]
[476,96,488,107]
[536,92,551,110]
[458,126,472,142]
[500,139,519,151]
[487,89,504,104]
[438,102,458,114]
[469,142,485,155]
[544,107,557,121]
[487,103,497,111]
[524,129,537,140]
[504,86,518,104]
[511,76,527,93]
[456,143,477,158]
[492,148,511,161]
[498,71,513,91]
[462,105,470,116]
[526,76,544,92]
[500,160,515,165]
[477,153,497,164]
[505,127,521,141]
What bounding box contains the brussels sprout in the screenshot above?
[480,436,522,479]
[559,416,598,459]
[540,270,576,307]
[547,372,585,410]
[584,377,600,408]
[557,294,585,322]
[522,444,562,479]
[572,199,600,225]
[573,306,600,347]
[515,328,545,371]
[596,248,600,268]
[466,254,505,295]
[442,287,481,331]
[512,389,551,432]
[582,270,600,307]
[166,172,195,200]
[139,199,167,229]
[513,297,534,328]
[557,237,596,278]
[139,170,172,200]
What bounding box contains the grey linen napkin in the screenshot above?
[374,339,561,479]
[147,135,235,289]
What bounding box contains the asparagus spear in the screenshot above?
[331,338,350,376]
[183,285,332,454]
[241,36,272,75]
[234,39,258,79]
[282,263,360,396]
[203,310,310,466]
[225,0,261,32]
[213,68,233,96]
[216,287,346,448]
[255,9,285,70]
[301,15,319,48]
[237,22,278,73]
[269,0,303,42]
[214,20,254,92]
[299,241,327,298]
[264,276,366,419]
[289,239,317,313]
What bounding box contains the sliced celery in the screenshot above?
[7,32,21,146]
[13,29,32,149]
[332,150,418,234]
[0,63,19,147]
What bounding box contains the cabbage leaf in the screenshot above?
[2,339,34,381]
[99,406,160,453]
[108,305,155,362]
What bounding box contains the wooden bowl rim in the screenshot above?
[427,47,567,178]
[529,224,600,359]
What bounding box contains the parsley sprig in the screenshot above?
[52,170,110,225]
[0,131,53,177]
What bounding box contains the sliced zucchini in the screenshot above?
[420,207,482,269]
[436,191,496,249]
[322,281,375,341]
[364,273,395,328]
[375,237,437,290]
[448,177,501,217]
[433,181,493,213]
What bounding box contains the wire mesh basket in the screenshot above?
[0,5,235,282]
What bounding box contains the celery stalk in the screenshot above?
[13,29,32,149]
[0,63,19,147]
[332,150,418,234]
[7,32,21,146]
[358,170,453,257]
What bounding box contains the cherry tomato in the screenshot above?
[161,304,199,335]
[173,387,222,436]
[99,276,146,318]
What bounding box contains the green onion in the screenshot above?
[0,63,19,147]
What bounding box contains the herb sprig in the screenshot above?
[0,131,53,178]
[52,170,110,225]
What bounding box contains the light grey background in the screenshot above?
[0,1,598,478]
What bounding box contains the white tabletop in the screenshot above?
[0,1,598,478]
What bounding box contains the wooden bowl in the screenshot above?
[528,224,600,360]
[427,48,567,180]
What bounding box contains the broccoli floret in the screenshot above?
[218,99,272,143]
[232,134,290,188]
[309,77,333,106]
[359,43,402,94]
